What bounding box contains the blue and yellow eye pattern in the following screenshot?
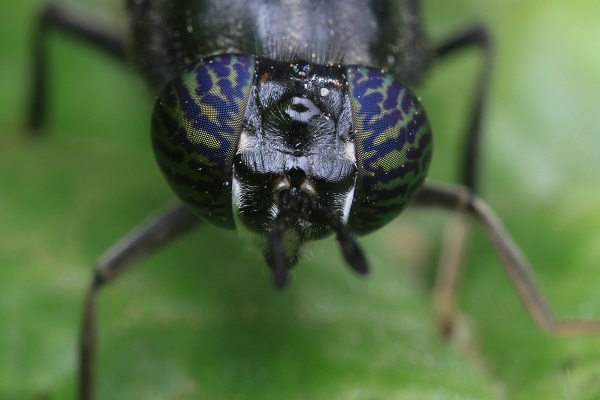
[151,54,432,237]
[346,65,433,234]
[151,54,256,228]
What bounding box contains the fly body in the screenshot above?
[144,1,433,283]
[127,0,430,89]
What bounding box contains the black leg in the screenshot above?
[434,24,492,191]
[78,203,200,400]
[430,24,493,336]
[28,4,128,132]
[414,182,600,334]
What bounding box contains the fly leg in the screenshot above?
[27,4,127,132]
[78,203,200,400]
[430,25,493,336]
[415,183,600,334]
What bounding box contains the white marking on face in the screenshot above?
[344,141,356,162]
[341,185,355,223]
[285,97,319,122]
[231,173,243,214]
[237,131,251,151]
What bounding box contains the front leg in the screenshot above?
[78,203,200,400]
[27,4,127,132]
[415,182,600,334]
[430,24,493,336]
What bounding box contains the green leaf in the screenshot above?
[2,1,600,399]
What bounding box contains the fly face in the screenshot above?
[233,59,357,256]
[152,53,433,285]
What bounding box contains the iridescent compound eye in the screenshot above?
[151,54,256,228]
[345,65,433,234]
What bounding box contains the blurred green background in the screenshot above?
[1,0,600,399]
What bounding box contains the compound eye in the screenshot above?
[345,65,433,234]
[151,54,256,228]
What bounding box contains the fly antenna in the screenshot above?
[311,206,369,276]
[266,209,292,289]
